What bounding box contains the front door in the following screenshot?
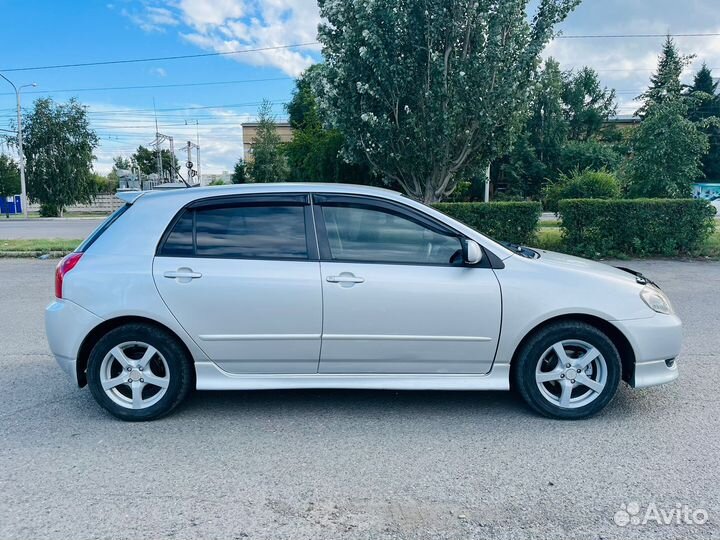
[153,194,322,374]
[314,195,502,374]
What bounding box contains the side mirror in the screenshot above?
[462,239,483,265]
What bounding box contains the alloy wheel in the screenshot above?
[535,339,608,409]
[99,341,170,410]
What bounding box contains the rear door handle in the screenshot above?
[326,273,365,284]
[164,269,202,280]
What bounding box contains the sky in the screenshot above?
[0,0,719,174]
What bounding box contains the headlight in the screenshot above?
[640,286,673,315]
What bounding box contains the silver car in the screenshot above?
[45,184,681,421]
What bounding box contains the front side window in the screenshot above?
[321,204,461,265]
[160,203,308,259]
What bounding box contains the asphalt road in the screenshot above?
[0,218,103,240]
[0,258,718,540]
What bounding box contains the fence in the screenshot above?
[27,194,123,214]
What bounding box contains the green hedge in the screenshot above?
[558,198,717,258]
[434,202,542,245]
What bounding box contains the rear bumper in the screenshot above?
[612,314,682,389]
[45,299,104,386]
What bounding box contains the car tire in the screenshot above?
[87,323,193,421]
[514,321,621,420]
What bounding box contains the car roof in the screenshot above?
[122,182,404,205]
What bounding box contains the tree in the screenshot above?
[112,156,132,171]
[562,67,617,141]
[132,145,178,177]
[688,64,720,180]
[636,36,694,118]
[0,154,20,199]
[623,99,708,198]
[21,98,98,216]
[247,100,289,183]
[284,67,378,185]
[231,159,249,184]
[315,0,580,203]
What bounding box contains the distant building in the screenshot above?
[242,122,293,162]
[201,171,232,185]
[604,115,640,132]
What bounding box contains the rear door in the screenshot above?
[314,195,502,374]
[153,194,322,374]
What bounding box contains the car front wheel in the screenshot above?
[514,321,622,420]
[86,324,193,421]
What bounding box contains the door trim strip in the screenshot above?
[322,334,492,342]
[198,334,321,341]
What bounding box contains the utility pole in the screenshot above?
[196,120,201,186]
[484,164,491,203]
[0,73,36,218]
[186,140,199,185]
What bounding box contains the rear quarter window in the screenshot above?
[75,204,130,253]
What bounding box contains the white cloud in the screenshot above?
[178,0,246,28]
[149,67,167,77]
[121,5,179,33]
[123,0,321,76]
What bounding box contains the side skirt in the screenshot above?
[194,361,511,391]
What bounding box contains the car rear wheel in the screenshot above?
[87,324,192,421]
[514,321,621,420]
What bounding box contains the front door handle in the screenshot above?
[326,273,365,285]
[164,268,202,281]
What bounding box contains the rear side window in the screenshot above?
[75,204,130,253]
[158,203,309,260]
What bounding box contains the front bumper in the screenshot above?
[612,313,682,389]
[45,299,104,386]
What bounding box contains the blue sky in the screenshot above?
[1,0,719,173]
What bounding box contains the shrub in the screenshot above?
[434,202,542,245]
[558,140,622,174]
[543,169,621,212]
[558,198,716,258]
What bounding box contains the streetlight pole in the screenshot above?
[0,73,36,218]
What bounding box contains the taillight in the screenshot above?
[55,252,83,299]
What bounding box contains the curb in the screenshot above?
[0,251,70,259]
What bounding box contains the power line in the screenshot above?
[0,77,293,97]
[0,42,319,73]
[558,32,720,39]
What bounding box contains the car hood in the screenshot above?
[531,249,643,285]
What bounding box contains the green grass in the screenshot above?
[538,219,560,228]
[0,239,81,255]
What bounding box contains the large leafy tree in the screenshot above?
[497,60,618,198]
[315,0,580,203]
[285,67,377,185]
[21,98,98,216]
[248,100,289,183]
[0,154,20,199]
[562,67,617,141]
[688,64,720,180]
[636,36,694,118]
[624,99,708,198]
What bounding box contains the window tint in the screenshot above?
[195,204,308,259]
[321,204,461,265]
[161,210,194,257]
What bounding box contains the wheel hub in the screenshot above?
[128,368,143,382]
[563,368,578,382]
